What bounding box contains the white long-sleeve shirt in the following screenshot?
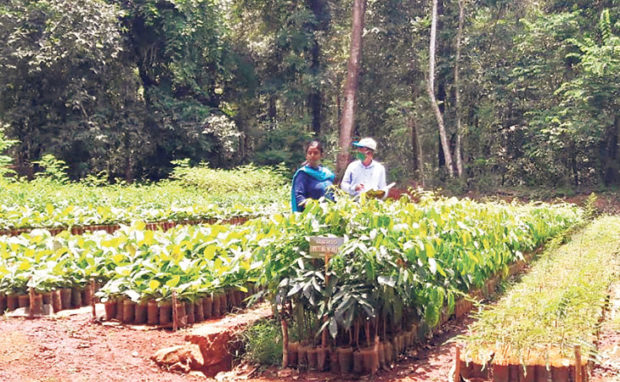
[340,160,387,197]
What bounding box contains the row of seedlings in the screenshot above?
[0,162,286,236]
[0,285,96,315]
[0,222,260,320]
[94,222,265,326]
[253,195,582,376]
[457,216,620,382]
[0,216,254,238]
[100,286,256,326]
[0,229,103,315]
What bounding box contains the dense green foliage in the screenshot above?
[0,128,17,178]
[0,0,617,188]
[460,216,620,365]
[0,222,260,300]
[0,196,581,330]
[254,194,582,345]
[241,319,284,365]
[170,160,287,194]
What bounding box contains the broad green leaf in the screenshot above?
[148,279,161,291]
[425,242,436,258]
[166,275,181,288]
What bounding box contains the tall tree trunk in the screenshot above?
[268,95,277,126]
[569,140,578,187]
[427,0,454,177]
[308,39,322,136]
[307,0,329,136]
[602,115,620,186]
[124,134,134,183]
[125,154,133,183]
[453,0,465,178]
[336,0,367,177]
[409,114,424,187]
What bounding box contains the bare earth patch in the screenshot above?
[0,309,204,382]
[0,302,471,382]
[591,281,620,382]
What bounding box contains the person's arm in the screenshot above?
[377,165,387,191]
[293,172,307,211]
[378,165,388,200]
[340,164,355,196]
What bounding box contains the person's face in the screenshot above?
[355,147,372,161]
[306,146,322,167]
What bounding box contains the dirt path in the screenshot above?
[0,305,471,382]
[0,301,475,382]
[590,281,620,382]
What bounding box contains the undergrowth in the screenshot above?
[239,319,283,366]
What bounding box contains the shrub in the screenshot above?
[170,161,287,194]
[0,127,17,179]
[34,154,70,184]
[240,319,282,366]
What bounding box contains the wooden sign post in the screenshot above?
[309,237,344,348]
[309,236,345,258]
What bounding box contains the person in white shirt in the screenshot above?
[341,137,387,197]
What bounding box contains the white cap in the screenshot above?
[353,137,377,151]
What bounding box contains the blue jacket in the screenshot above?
[291,165,335,212]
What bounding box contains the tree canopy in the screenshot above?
[0,0,618,189]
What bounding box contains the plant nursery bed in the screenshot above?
[224,276,620,382]
[219,314,477,382]
[456,216,620,382]
[0,216,253,238]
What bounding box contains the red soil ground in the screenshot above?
[0,306,471,382]
[0,309,205,382]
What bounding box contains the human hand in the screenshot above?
[354,184,365,192]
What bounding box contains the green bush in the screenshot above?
[34,154,70,184]
[241,319,282,366]
[171,160,288,194]
[0,127,17,179]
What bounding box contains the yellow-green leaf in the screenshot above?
[148,279,161,290]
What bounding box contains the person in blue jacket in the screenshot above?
[291,140,335,212]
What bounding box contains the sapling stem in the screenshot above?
[281,318,289,368]
[172,291,178,332]
[574,345,582,382]
[91,279,96,320]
